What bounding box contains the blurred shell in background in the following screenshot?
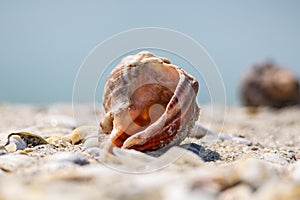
[240,61,300,108]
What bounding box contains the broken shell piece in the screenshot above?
[100,51,200,152]
[5,143,17,153]
[7,136,26,150]
[63,126,98,145]
[46,136,62,143]
[5,132,48,149]
[240,61,300,108]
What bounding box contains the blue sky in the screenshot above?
[1,1,299,104]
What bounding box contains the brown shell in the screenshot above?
[100,51,200,152]
[240,61,300,108]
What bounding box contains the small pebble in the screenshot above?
[251,146,259,151]
[51,152,89,166]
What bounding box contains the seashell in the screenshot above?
[240,60,300,108]
[5,132,48,148]
[7,136,27,151]
[100,51,200,152]
[46,135,62,143]
[62,126,98,145]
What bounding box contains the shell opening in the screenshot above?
[130,83,174,127]
[111,82,180,149]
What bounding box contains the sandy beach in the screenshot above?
[0,104,299,200]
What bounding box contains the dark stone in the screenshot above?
[73,156,90,166]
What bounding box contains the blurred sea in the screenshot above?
[0,1,299,105]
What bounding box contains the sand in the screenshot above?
[0,104,299,200]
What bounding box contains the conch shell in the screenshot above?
[100,51,200,152]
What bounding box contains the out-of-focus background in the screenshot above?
[0,1,299,105]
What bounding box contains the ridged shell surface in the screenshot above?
[100,51,200,152]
